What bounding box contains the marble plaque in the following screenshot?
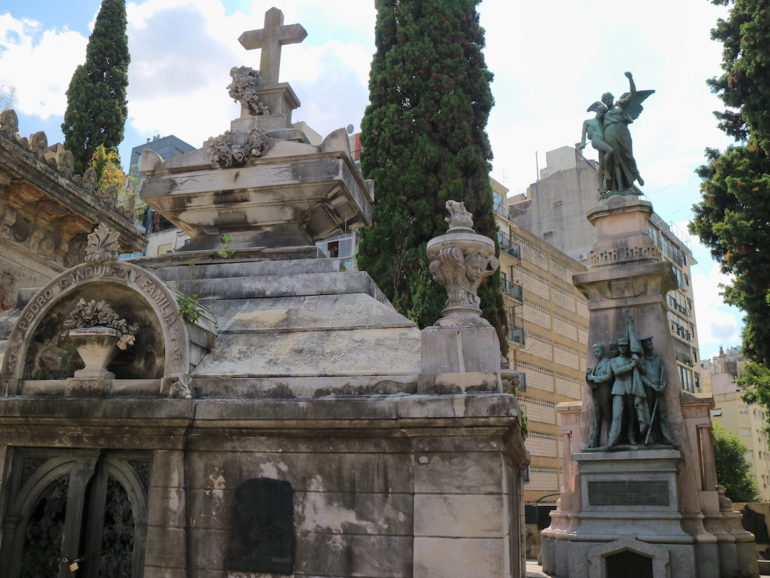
[225,478,295,575]
[588,480,669,506]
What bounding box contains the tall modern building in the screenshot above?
[493,178,589,507]
[702,347,770,500]
[509,146,701,392]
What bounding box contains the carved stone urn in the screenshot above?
[68,326,122,380]
[426,200,499,327]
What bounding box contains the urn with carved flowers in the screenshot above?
[427,201,499,326]
[64,298,139,381]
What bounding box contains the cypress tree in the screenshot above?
[62,0,130,175]
[690,0,770,366]
[357,0,508,350]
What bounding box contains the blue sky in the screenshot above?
[0,0,741,359]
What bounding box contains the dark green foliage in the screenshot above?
[712,421,761,502]
[739,360,770,423]
[690,0,770,366]
[62,0,129,175]
[357,0,507,349]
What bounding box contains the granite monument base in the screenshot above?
[542,450,699,578]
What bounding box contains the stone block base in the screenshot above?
[421,324,501,380]
[542,449,759,577]
[65,377,109,396]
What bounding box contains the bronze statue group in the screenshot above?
[586,317,678,451]
[578,72,654,196]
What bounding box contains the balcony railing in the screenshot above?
[508,327,526,346]
[671,322,692,342]
[498,236,521,259]
[668,300,691,317]
[502,280,523,302]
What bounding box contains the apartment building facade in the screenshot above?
[702,347,770,501]
[493,179,589,506]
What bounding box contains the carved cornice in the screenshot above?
[0,126,145,255]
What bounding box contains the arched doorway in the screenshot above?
[1,449,149,578]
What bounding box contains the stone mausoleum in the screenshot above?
[0,9,527,578]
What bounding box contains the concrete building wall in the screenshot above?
[495,180,589,506]
[704,347,770,501]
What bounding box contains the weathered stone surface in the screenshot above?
[144,526,188,571]
[193,375,418,399]
[147,486,187,528]
[172,271,385,301]
[140,152,372,246]
[192,327,419,378]
[294,534,413,577]
[414,494,507,538]
[149,257,341,282]
[191,487,414,537]
[189,528,229,572]
[414,451,506,494]
[186,449,414,495]
[413,537,508,578]
[421,324,501,376]
[211,293,411,332]
[143,565,189,578]
[142,567,189,578]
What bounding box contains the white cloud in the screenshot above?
[0,13,86,119]
[691,261,742,357]
[123,0,373,146]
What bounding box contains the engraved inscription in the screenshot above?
[3,261,191,379]
[588,480,669,506]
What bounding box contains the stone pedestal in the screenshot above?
[542,194,758,577]
[543,450,696,578]
[419,202,503,394]
[232,83,301,130]
[419,324,501,393]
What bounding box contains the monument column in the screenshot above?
[542,71,758,578]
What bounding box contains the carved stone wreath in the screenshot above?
[227,66,269,116]
[205,128,271,168]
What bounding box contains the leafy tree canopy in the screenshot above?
[712,421,761,502]
[89,144,142,216]
[357,0,507,349]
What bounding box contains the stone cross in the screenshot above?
[238,7,307,87]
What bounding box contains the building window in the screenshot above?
[156,242,173,255]
[316,232,359,271]
[678,366,694,392]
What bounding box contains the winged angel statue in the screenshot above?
[579,72,654,196]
